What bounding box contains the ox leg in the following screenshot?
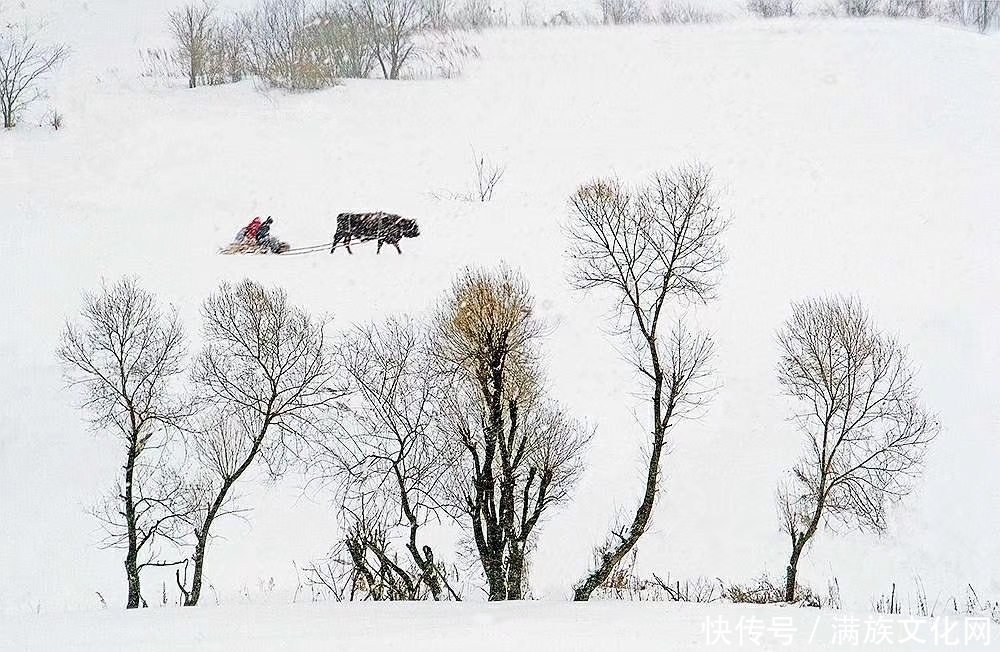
[376,239,383,254]
[330,233,342,253]
[393,242,402,254]
[345,235,353,254]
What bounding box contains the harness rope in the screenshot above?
[221,241,336,256]
[281,242,336,255]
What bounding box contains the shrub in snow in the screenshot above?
[470,148,505,200]
[746,0,796,17]
[231,0,440,85]
[599,0,650,23]
[242,0,342,90]
[202,17,250,85]
[543,9,580,25]
[872,580,1000,623]
[410,29,479,79]
[168,2,218,89]
[882,0,933,16]
[450,0,510,29]
[307,6,379,79]
[593,551,723,602]
[721,574,827,605]
[658,1,723,23]
[840,0,881,15]
[140,47,185,81]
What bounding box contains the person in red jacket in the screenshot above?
[234,217,262,244]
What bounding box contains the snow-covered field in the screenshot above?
[7,601,1000,650]
[1,0,999,647]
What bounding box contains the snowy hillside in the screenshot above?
[1,0,1000,646]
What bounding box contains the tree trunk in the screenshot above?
[506,541,525,599]
[183,482,229,606]
[183,417,270,606]
[784,491,825,603]
[784,540,804,602]
[124,443,142,609]
[485,550,507,600]
[125,554,142,608]
[475,366,512,601]
[573,383,667,599]
[184,530,210,606]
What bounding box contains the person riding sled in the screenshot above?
[255,217,273,244]
[256,217,287,254]
[234,216,263,245]
[225,215,287,254]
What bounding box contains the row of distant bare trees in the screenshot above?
[165,0,463,90]
[746,0,998,31]
[596,0,996,31]
[59,163,938,607]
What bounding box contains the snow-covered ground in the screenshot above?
[1,0,999,646]
[5,601,1000,650]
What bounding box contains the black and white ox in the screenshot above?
[330,212,420,255]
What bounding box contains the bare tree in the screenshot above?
[599,0,648,23]
[308,4,378,79]
[840,0,880,16]
[343,509,425,599]
[351,0,429,80]
[944,0,999,31]
[168,2,218,89]
[451,0,509,28]
[203,17,250,85]
[243,0,339,90]
[564,163,727,601]
[746,0,796,17]
[176,279,343,606]
[0,24,68,129]
[776,296,939,602]
[57,277,191,609]
[658,2,720,24]
[305,316,461,600]
[433,266,590,600]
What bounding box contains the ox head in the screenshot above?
[400,218,420,239]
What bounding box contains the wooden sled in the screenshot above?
[219,240,290,255]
